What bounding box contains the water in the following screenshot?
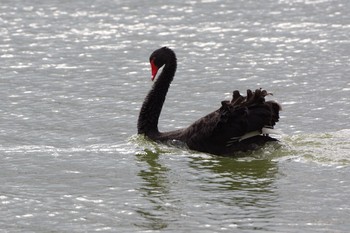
[1,0,349,232]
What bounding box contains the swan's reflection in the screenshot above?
[134,148,172,230]
[188,153,279,230]
[134,139,280,231]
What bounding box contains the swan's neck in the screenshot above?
[137,60,176,138]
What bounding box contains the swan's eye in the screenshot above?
[150,57,156,63]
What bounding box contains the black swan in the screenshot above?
[138,47,281,156]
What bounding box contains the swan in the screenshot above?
[137,47,281,156]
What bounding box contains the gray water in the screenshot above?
[1,0,350,232]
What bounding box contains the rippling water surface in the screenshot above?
[1,0,349,232]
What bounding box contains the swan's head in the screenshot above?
[149,47,176,81]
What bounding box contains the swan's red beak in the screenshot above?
[150,59,159,81]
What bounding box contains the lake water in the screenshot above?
[1,0,349,232]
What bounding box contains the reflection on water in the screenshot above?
[190,156,278,193]
[134,139,280,231]
[135,149,172,230]
[189,156,279,231]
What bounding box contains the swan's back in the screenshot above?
[183,89,281,155]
